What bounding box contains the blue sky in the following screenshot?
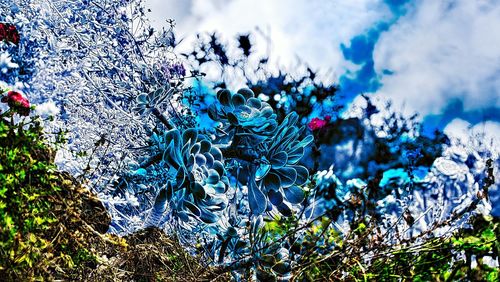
[145,0,500,141]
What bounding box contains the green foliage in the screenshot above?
[289,213,499,281]
[0,116,57,277]
[0,115,101,279]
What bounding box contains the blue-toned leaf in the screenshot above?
[284,185,305,204]
[206,169,220,184]
[293,165,309,185]
[182,128,198,146]
[200,139,211,153]
[200,209,218,224]
[263,172,281,191]
[204,152,214,167]
[191,182,206,199]
[210,147,223,161]
[256,163,271,180]
[190,143,200,155]
[165,129,182,148]
[176,169,186,187]
[205,195,227,210]
[237,88,254,99]
[238,105,253,114]
[165,181,175,202]
[266,200,273,211]
[260,107,274,118]
[132,168,147,176]
[294,134,313,149]
[248,180,267,215]
[277,201,293,217]
[217,89,232,106]
[287,112,299,126]
[162,139,181,169]
[268,189,283,206]
[212,160,225,177]
[145,188,168,227]
[208,107,219,121]
[227,112,239,125]
[246,97,261,109]
[277,167,297,187]
[231,93,246,107]
[221,175,230,186]
[212,181,226,193]
[178,211,190,222]
[287,146,304,164]
[136,94,148,103]
[270,151,288,168]
[183,200,201,217]
[195,154,206,166]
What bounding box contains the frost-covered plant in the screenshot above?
[1,1,199,230]
[2,0,187,187]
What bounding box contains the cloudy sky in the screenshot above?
[145,0,500,141]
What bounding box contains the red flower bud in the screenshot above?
[308,117,328,131]
[0,23,20,45]
[1,91,30,116]
[0,23,6,41]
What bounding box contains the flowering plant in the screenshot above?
[1,90,30,116]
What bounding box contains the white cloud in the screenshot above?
[145,0,390,76]
[373,0,500,116]
[444,118,500,156]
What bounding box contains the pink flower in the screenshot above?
[1,91,30,116]
[308,117,328,131]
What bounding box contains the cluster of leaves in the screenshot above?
[180,33,447,182]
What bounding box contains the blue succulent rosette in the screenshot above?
[251,112,313,216]
[145,128,229,227]
[208,88,278,143]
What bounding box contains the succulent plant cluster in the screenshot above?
[145,128,229,226]
[207,88,312,216]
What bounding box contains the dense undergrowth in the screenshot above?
[0,109,228,281]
